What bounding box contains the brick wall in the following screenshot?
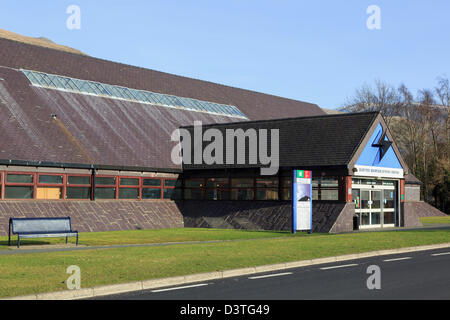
[180,200,351,233]
[403,201,447,228]
[0,199,355,236]
[0,201,184,236]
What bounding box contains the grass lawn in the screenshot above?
[420,216,450,225]
[0,228,294,250]
[0,228,449,298]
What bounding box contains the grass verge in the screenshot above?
[0,228,449,298]
[420,216,450,225]
[0,228,293,250]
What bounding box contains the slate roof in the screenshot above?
[0,37,324,121]
[404,173,422,185]
[0,37,326,171]
[0,67,238,171]
[181,111,380,170]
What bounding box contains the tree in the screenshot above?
[341,80,400,127]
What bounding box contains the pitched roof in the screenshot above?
[0,36,326,171]
[405,173,422,185]
[0,37,324,121]
[181,111,380,170]
[0,67,239,171]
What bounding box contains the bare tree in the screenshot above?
[397,84,419,174]
[435,76,450,160]
[341,80,399,127]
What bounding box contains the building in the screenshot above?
[0,35,445,235]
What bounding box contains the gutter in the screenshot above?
[0,159,182,174]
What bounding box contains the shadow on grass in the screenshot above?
[0,238,69,248]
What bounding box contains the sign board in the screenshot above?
[353,165,403,179]
[292,170,312,233]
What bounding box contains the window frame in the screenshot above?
[94,175,118,200]
[66,174,92,200]
[4,172,36,200]
[118,176,141,200]
[142,177,163,200]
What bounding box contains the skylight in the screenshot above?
[21,69,248,119]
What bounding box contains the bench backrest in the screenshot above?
[10,217,72,234]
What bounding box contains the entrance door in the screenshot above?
[382,189,395,226]
[356,189,382,227]
[353,179,397,229]
[370,190,382,226]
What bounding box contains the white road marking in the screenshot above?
[248,272,293,280]
[383,257,411,262]
[151,283,208,293]
[431,252,450,256]
[319,264,358,270]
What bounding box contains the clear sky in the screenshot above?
[1,1,449,109]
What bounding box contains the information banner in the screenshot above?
[292,170,312,233]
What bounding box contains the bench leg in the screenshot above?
[17,235,20,248]
[66,236,68,244]
[76,234,79,246]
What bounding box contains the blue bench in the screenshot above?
[8,217,79,248]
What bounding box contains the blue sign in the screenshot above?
[292,170,312,233]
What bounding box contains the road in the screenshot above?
[93,248,450,300]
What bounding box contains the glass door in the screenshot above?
[370,190,381,226]
[359,190,370,226]
[383,189,395,226]
[355,189,382,227]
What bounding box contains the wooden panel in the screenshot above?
[36,187,61,200]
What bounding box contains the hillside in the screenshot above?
[0,29,86,55]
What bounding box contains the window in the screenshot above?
[67,187,90,199]
[231,189,254,200]
[142,188,161,199]
[39,174,63,184]
[119,177,140,199]
[204,178,229,200]
[312,177,339,201]
[67,175,91,200]
[231,178,253,188]
[96,177,116,185]
[163,179,179,200]
[7,174,33,184]
[143,178,161,187]
[142,178,162,200]
[0,171,181,202]
[184,179,205,200]
[231,178,254,201]
[6,186,34,199]
[280,176,291,201]
[5,173,34,199]
[22,69,248,119]
[255,177,278,200]
[95,176,116,199]
[95,188,116,199]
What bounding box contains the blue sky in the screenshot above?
[1,1,449,109]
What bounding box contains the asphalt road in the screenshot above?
[93,248,450,300]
